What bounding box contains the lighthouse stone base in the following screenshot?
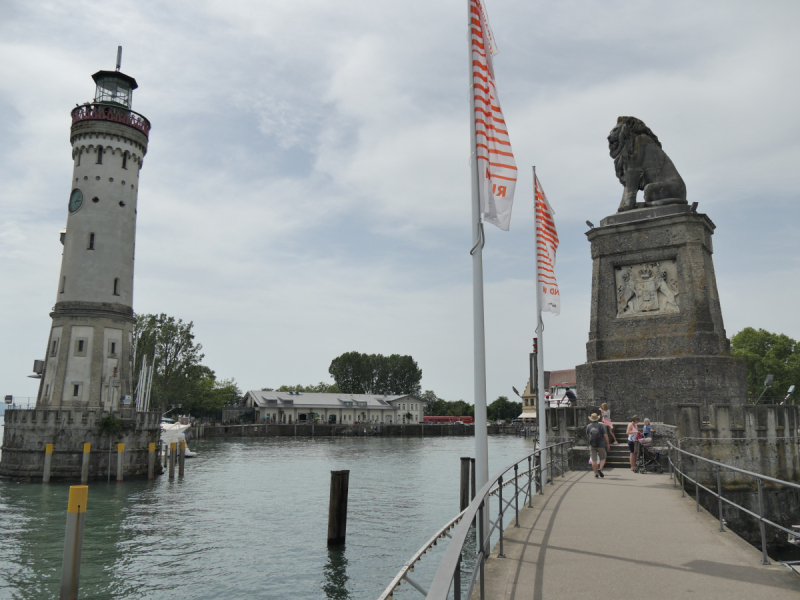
[0,409,161,481]
[575,205,748,424]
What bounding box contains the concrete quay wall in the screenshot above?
[196,422,482,438]
[0,408,161,481]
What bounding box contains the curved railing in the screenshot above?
[71,103,151,137]
[378,440,573,600]
[667,441,800,566]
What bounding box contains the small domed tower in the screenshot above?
[37,50,150,412]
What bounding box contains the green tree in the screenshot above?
[133,313,240,415]
[487,396,522,422]
[421,391,475,417]
[328,352,422,395]
[731,328,800,400]
[182,372,242,416]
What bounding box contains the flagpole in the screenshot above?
[533,166,547,491]
[469,0,489,491]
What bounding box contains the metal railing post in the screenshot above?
[569,442,573,472]
[527,456,533,508]
[498,475,506,558]
[716,465,724,532]
[514,464,520,527]
[454,553,461,600]
[549,453,554,485]
[757,478,769,565]
[478,501,485,600]
[680,451,685,498]
[561,444,565,477]
[695,458,700,512]
[671,446,676,485]
[538,454,544,495]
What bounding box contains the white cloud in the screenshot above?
[1,0,799,405]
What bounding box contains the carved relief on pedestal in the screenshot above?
[615,261,680,317]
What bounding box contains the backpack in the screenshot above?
[588,423,602,447]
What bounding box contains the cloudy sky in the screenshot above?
[1,0,799,404]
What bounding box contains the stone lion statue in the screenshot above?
[608,116,687,212]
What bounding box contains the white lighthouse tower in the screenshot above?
[36,50,150,412]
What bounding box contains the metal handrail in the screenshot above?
[71,102,151,137]
[668,441,800,566]
[378,440,573,600]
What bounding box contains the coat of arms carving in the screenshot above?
[616,261,679,317]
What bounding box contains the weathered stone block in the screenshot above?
[576,208,748,424]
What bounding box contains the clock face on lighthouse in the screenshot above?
[69,189,83,213]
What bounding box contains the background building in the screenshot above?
[243,391,423,425]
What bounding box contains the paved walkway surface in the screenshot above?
[480,469,800,600]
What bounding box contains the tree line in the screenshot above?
[731,327,800,400]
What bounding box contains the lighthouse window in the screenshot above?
[73,384,80,397]
[88,233,95,250]
[74,338,88,357]
[113,278,120,296]
[51,340,58,356]
[60,276,66,294]
[96,147,103,164]
[122,153,127,169]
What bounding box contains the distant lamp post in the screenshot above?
[784,385,796,405]
[162,404,182,418]
[755,374,774,405]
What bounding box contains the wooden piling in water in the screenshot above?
[43,444,53,483]
[168,442,176,479]
[148,443,155,480]
[460,457,471,511]
[80,443,90,484]
[179,440,186,477]
[59,485,88,600]
[116,443,124,482]
[327,470,350,546]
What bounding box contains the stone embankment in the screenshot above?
[194,422,490,439]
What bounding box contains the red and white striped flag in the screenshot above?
[470,0,517,231]
[534,175,560,315]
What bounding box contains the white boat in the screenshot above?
[160,421,198,457]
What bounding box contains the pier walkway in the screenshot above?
[480,469,800,600]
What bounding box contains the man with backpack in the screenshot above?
[586,413,610,478]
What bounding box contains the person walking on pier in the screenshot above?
[600,402,619,444]
[627,415,641,471]
[586,413,609,478]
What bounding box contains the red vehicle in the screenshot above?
[424,416,474,424]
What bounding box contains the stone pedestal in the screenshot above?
[576,206,747,424]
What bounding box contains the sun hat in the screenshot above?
[589,413,600,422]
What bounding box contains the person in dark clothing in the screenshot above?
[586,413,609,478]
[561,388,577,407]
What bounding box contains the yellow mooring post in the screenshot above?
[116,443,125,482]
[43,444,54,483]
[80,443,91,484]
[147,443,156,480]
[178,440,186,477]
[59,485,88,600]
[168,442,176,479]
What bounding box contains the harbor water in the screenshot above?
[0,426,536,599]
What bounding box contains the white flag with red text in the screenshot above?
[471,0,517,231]
[534,175,560,315]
